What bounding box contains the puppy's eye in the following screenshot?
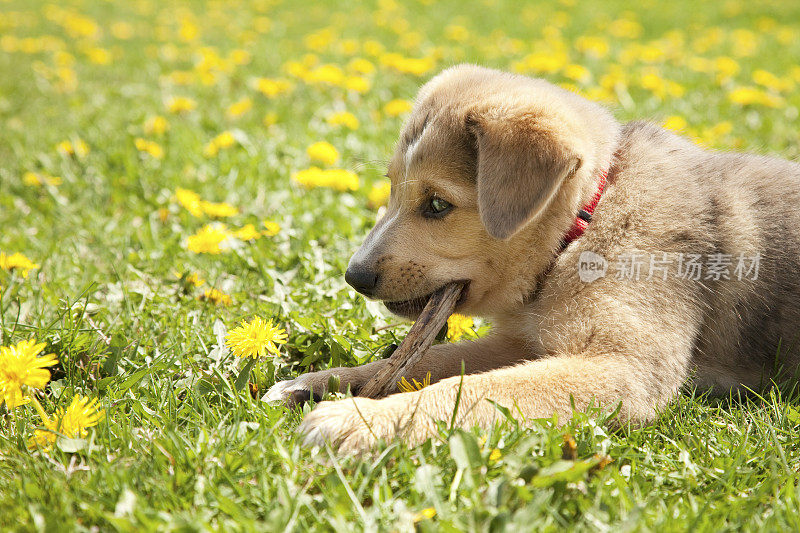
[424,196,453,218]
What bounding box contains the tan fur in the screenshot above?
[265,64,800,454]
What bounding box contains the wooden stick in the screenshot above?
[358,281,465,398]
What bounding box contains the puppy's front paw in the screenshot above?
[263,362,385,406]
[298,397,382,454]
[262,377,322,406]
[298,391,443,454]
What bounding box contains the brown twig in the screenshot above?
[358,281,465,398]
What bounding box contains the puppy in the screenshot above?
[266,64,800,454]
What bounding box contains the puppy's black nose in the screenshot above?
[345,264,378,297]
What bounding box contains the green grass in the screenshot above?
[1,0,800,530]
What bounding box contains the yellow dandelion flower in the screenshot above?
[397,372,431,393]
[344,76,370,93]
[559,82,580,94]
[347,57,375,75]
[379,53,435,76]
[166,96,197,114]
[203,143,220,158]
[22,172,62,187]
[700,121,733,145]
[63,14,99,39]
[446,313,474,341]
[255,78,293,97]
[27,428,56,451]
[367,180,391,208]
[228,49,251,65]
[56,396,105,437]
[305,64,346,85]
[637,44,666,63]
[663,115,688,132]
[304,28,334,52]
[412,507,436,523]
[23,172,44,186]
[186,224,229,254]
[175,188,203,217]
[384,99,413,117]
[338,38,359,55]
[263,112,279,127]
[54,67,77,93]
[0,339,58,409]
[608,18,643,39]
[174,271,205,287]
[292,167,359,192]
[513,52,568,74]
[284,60,309,79]
[214,132,237,151]
[144,115,169,136]
[489,448,502,462]
[307,141,339,166]
[134,138,164,159]
[666,81,685,98]
[56,139,89,158]
[328,169,359,192]
[263,220,281,236]
[28,395,105,450]
[227,97,252,118]
[198,288,232,306]
[0,252,40,278]
[233,224,261,241]
[178,18,199,42]
[203,131,236,157]
[563,64,591,83]
[714,56,740,82]
[200,201,239,218]
[86,47,111,65]
[167,70,195,85]
[226,317,287,359]
[640,71,665,93]
[728,87,759,106]
[728,86,783,108]
[752,69,791,92]
[575,35,609,58]
[731,29,758,58]
[326,111,359,130]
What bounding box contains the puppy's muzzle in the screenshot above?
[345,262,379,297]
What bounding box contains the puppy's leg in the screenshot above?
[299,350,690,454]
[264,333,528,404]
[263,361,384,405]
[390,333,533,384]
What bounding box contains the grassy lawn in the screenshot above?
[1,0,800,530]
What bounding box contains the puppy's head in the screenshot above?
[347,64,619,319]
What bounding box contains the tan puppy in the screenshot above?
[266,64,800,454]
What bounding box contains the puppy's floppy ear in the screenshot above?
[467,111,581,240]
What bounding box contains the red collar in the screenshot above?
[561,169,608,248]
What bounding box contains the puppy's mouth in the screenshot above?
[383,282,469,318]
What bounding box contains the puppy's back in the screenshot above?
[608,122,800,388]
